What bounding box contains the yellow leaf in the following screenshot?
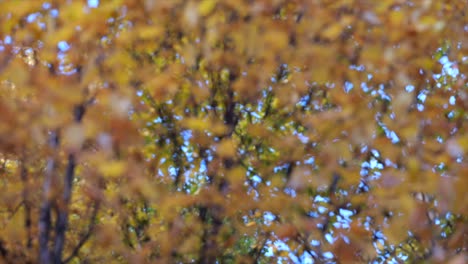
[406,157,420,182]
[198,0,217,16]
[392,91,413,117]
[288,165,329,191]
[216,139,237,158]
[263,29,289,51]
[178,235,200,254]
[246,221,256,227]
[247,124,270,138]
[389,10,404,27]
[460,136,468,149]
[226,166,246,185]
[3,207,25,241]
[309,65,330,84]
[137,26,164,40]
[321,23,343,40]
[63,124,85,151]
[446,138,465,158]
[98,161,126,177]
[416,16,445,32]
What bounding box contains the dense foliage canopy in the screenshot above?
[0,1,467,263]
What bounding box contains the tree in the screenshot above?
[0,0,467,263]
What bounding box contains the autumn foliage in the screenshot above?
[0,1,467,263]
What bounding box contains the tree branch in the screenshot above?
[39,130,59,264]
[52,153,76,264]
[53,104,86,264]
[63,200,100,264]
[20,160,32,249]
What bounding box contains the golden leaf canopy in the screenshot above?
[0,0,466,263]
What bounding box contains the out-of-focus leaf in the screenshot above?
[98,161,127,178]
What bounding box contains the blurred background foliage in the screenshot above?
[0,0,467,263]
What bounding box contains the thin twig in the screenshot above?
[253,233,270,262]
